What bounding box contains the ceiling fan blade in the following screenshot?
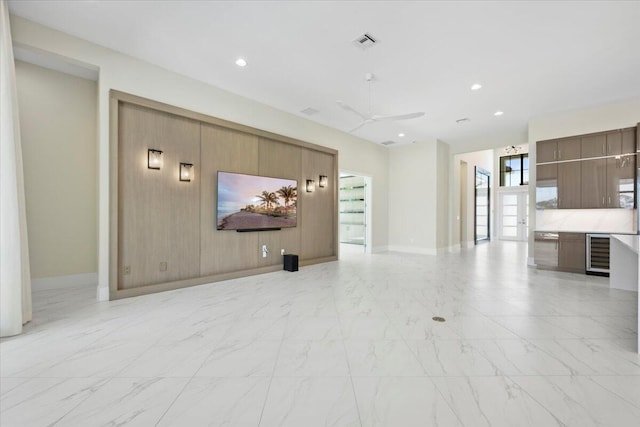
[337,100,368,120]
[373,112,425,121]
[348,122,367,133]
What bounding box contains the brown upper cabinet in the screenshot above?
[580,155,636,209]
[557,137,581,161]
[581,134,606,158]
[557,162,581,208]
[580,158,607,208]
[536,126,638,210]
[620,128,636,154]
[537,137,581,163]
[606,132,623,156]
[606,155,636,208]
[537,140,557,163]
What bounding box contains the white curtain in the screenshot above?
[1,0,32,337]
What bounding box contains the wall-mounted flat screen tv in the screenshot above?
[217,171,297,231]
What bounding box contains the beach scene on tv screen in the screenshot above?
[217,172,297,230]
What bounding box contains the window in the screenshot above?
[500,154,529,187]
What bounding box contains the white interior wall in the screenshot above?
[15,60,97,282]
[436,140,451,250]
[10,15,391,299]
[388,140,439,254]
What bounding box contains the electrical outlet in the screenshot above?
[160,261,167,271]
[262,244,268,258]
[123,265,131,275]
[281,249,285,255]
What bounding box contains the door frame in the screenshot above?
[338,170,373,254]
[474,167,491,243]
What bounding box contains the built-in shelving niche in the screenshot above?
[339,175,365,245]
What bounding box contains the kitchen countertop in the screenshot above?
[610,234,640,254]
[534,230,637,235]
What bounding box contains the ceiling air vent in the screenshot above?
[301,107,319,116]
[456,117,470,124]
[353,33,378,50]
[380,141,396,146]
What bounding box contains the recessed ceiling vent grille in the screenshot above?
[380,140,396,146]
[353,33,378,50]
[301,107,319,115]
[456,117,470,124]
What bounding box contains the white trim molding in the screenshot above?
[97,285,109,301]
[448,244,461,253]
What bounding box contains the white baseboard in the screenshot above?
[370,245,389,254]
[448,244,461,253]
[97,286,109,301]
[435,246,454,255]
[462,241,475,249]
[387,245,437,256]
[31,272,98,291]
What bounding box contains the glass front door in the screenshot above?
[498,189,528,241]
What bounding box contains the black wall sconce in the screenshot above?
[318,175,328,188]
[306,179,316,192]
[147,149,163,169]
[179,163,194,182]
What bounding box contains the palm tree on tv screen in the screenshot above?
[277,185,297,212]
[256,190,278,210]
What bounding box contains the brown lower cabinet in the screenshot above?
[557,233,586,273]
[534,232,585,273]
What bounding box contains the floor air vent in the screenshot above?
[353,33,378,49]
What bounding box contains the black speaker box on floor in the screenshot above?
[283,254,299,272]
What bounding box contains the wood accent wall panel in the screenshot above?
[301,150,335,260]
[111,91,338,300]
[200,124,260,275]
[118,103,201,289]
[257,138,302,266]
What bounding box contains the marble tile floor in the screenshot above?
[1,241,638,426]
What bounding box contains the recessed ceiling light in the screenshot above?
[471,83,482,91]
[398,133,405,137]
[235,58,247,67]
[494,111,504,116]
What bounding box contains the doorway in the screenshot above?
[474,167,491,243]
[498,187,529,241]
[339,173,371,253]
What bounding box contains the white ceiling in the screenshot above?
[9,1,640,152]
